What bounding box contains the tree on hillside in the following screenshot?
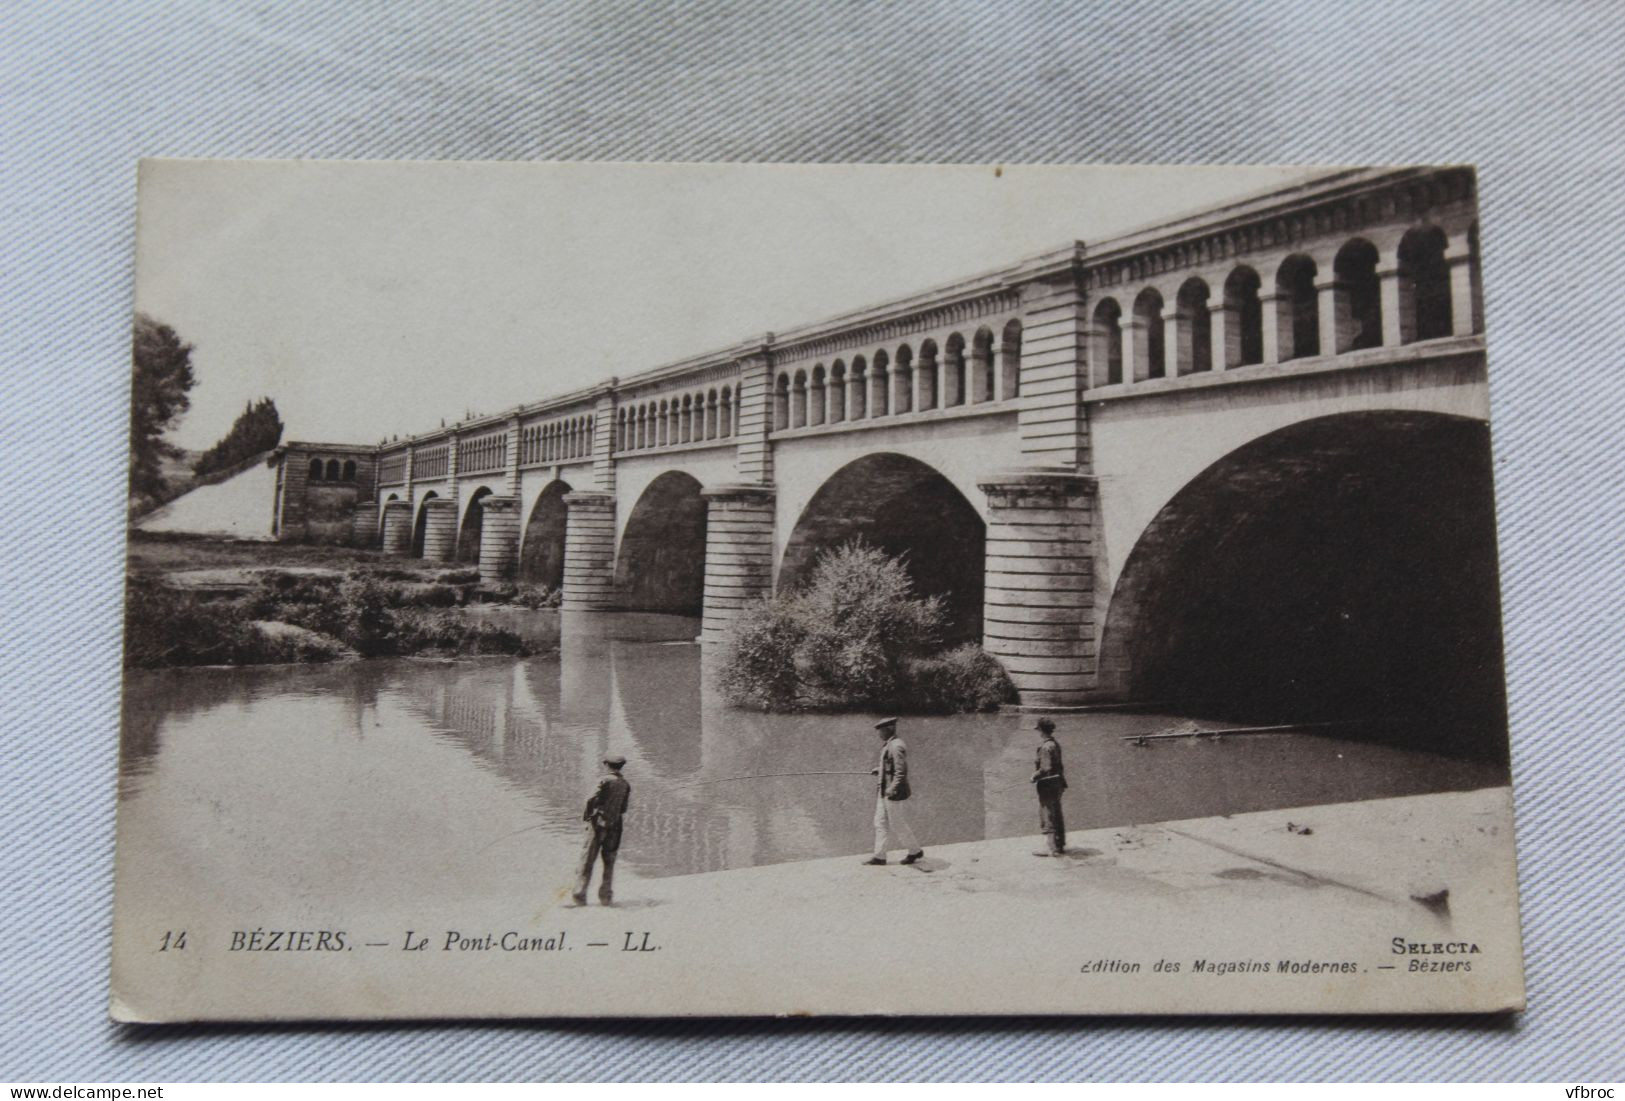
[194,397,284,478]
[130,314,196,507]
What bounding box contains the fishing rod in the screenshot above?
[1120,717,1405,743]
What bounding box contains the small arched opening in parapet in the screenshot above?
[616,410,628,452]
[325,459,342,481]
[411,491,439,557]
[1131,288,1166,380]
[1398,226,1452,343]
[1223,266,1264,367]
[342,459,357,482]
[1275,253,1320,359]
[309,458,324,481]
[704,389,718,439]
[456,486,494,562]
[678,395,692,443]
[970,327,996,400]
[653,401,667,446]
[849,357,869,420]
[1001,319,1023,397]
[1175,278,1213,375]
[778,452,986,644]
[1333,238,1382,353]
[870,349,890,416]
[1091,299,1124,385]
[791,370,809,428]
[829,361,847,422]
[1096,411,1507,764]
[720,386,734,437]
[943,333,966,406]
[773,374,790,431]
[892,344,914,414]
[809,365,827,426]
[917,339,939,410]
[519,479,573,589]
[613,470,708,616]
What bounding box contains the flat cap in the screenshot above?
[603,754,627,768]
[873,717,898,730]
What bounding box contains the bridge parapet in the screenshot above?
[1081,166,1480,390]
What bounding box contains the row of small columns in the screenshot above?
[378,469,1096,705]
[778,342,1019,431]
[1102,233,1478,381]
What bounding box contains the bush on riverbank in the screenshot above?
[718,542,1015,713]
[125,570,531,668]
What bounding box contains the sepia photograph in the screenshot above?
[112,159,1523,1021]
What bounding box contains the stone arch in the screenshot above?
[456,486,494,562]
[411,490,439,557]
[1398,225,1452,342]
[971,327,996,400]
[1001,319,1022,397]
[1275,253,1320,359]
[325,459,342,481]
[917,338,939,410]
[870,349,890,415]
[1097,411,1505,758]
[774,373,790,431]
[791,370,808,428]
[1332,237,1382,352]
[613,470,708,615]
[1091,299,1123,385]
[519,479,572,587]
[892,344,914,414]
[778,452,986,642]
[1223,266,1264,367]
[1131,287,1166,380]
[829,360,847,422]
[720,385,734,436]
[849,356,868,419]
[309,458,324,481]
[944,333,966,406]
[1175,277,1212,375]
[342,459,357,482]
[809,364,827,426]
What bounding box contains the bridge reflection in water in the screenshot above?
[119,614,1510,884]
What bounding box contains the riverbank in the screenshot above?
[555,785,1524,1016]
[124,531,561,667]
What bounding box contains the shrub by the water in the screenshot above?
[718,541,1013,713]
[902,643,1016,713]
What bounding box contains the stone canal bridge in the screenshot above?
[274,167,1497,710]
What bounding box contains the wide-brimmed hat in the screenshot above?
[603,754,627,768]
[873,717,898,730]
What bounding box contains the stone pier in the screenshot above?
[351,501,380,548]
[476,495,521,585]
[978,468,1097,707]
[699,484,776,644]
[419,498,458,561]
[380,500,412,554]
[561,491,616,610]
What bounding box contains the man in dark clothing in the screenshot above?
[573,754,631,905]
[1031,717,1068,856]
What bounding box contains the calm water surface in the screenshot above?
[120,613,1506,884]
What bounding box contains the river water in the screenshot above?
[119,612,1508,891]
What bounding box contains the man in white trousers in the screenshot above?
[863,717,925,866]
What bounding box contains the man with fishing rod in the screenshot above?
[572,754,631,906]
[864,717,926,867]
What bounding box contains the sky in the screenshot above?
[134,161,1322,450]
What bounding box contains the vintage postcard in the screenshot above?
[113,160,1523,1020]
